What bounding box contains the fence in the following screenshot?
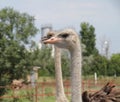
[0,80,120,102]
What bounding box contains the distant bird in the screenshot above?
[43,29,82,102]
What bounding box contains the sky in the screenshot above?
[0,0,120,55]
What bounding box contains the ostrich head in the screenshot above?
[43,29,79,51]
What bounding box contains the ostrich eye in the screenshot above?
[58,33,69,38]
[47,34,53,39]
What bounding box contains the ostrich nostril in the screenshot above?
[51,38,55,40]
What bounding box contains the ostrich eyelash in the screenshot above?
[58,33,69,38]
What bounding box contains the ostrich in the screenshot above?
[82,82,120,102]
[45,31,69,102]
[54,46,69,102]
[43,29,82,102]
[42,29,120,102]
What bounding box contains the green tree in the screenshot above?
[30,47,55,76]
[80,22,99,76]
[91,55,108,76]
[109,53,120,76]
[82,55,94,76]
[27,45,70,78]
[0,7,38,95]
[80,22,98,56]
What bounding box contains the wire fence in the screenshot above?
[0,80,120,102]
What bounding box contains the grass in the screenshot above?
[1,76,120,102]
[1,87,56,102]
[39,96,56,102]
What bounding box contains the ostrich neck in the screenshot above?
[69,43,82,102]
[54,46,68,102]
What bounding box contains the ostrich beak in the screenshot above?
[43,37,61,44]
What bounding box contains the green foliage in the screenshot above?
[0,7,38,95]
[80,22,98,56]
[80,22,99,76]
[28,47,55,76]
[80,22,120,76]
[80,22,115,77]
[82,55,94,76]
[82,52,111,77]
[90,55,108,76]
[109,53,120,76]
[82,53,120,77]
[30,47,70,77]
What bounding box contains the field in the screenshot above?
[0,76,120,102]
